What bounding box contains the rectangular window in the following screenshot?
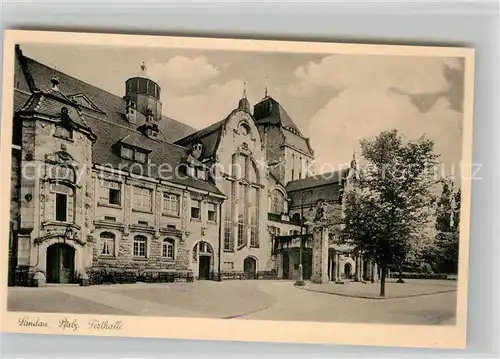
[162,240,174,259]
[196,168,206,180]
[121,146,133,159]
[100,180,121,206]
[249,187,259,247]
[135,150,147,163]
[133,237,147,257]
[224,180,233,251]
[191,199,201,219]
[237,185,247,248]
[163,193,179,216]
[133,186,152,211]
[55,193,67,222]
[207,203,217,222]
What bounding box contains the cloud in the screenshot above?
[160,79,245,129]
[287,54,456,98]
[307,87,463,183]
[147,56,221,94]
[287,54,464,183]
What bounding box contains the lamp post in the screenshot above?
[295,192,306,286]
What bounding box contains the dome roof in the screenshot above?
[133,61,155,82]
[237,83,251,112]
[238,97,251,112]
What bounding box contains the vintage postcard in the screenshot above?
[1,30,474,349]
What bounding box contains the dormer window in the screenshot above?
[196,168,206,180]
[120,144,148,163]
[121,146,133,159]
[135,150,147,163]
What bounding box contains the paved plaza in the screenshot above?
[7,280,457,325]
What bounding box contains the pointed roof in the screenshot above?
[253,95,300,132]
[253,95,314,157]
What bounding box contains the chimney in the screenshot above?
[126,100,136,124]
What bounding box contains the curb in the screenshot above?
[294,283,457,300]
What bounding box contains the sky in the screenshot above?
[19,43,465,181]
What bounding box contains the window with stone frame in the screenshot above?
[249,186,259,247]
[237,185,247,248]
[133,186,152,212]
[100,179,121,206]
[191,199,201,219]
[223,179,233,251]
[51,183,74,223]
[100,232,116,256]
[162,193,179,216]
[230,153,260,250]
[162,238,175,259]
[207,202,217,222]
[133,235,147,257]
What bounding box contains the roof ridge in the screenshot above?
[26,56,126,105]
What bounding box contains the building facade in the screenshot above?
[8,45,378,286]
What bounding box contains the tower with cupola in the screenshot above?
[124,62,163,124]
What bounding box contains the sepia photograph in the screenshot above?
[0,30,474,348]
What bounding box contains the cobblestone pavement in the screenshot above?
[7,280,456,325]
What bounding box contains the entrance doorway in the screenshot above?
[344,263,352,279]
[199,256,211,280]
[243,257,257,279]
[46,243,75,283]
[302,250,312,280]
[282,252,290,279]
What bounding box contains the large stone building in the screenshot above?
[8,45,378,286]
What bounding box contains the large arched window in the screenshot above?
[100,232,116,256]
[270,189,285,214]
[225,153,261,250]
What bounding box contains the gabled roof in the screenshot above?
[286,168,349,192]
[14,45,221,196]
[16,46,195,143]
[174,109,241,161]
[286,169,350,208]
[68,93,106,114]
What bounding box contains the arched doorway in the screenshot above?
[243,257,257,279]
[193,241,213,280]
[46,243,75,284]
[344,263,352,279]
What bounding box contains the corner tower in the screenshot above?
[124,62,163,123]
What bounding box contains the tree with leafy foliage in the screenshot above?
[342,129,438,297]
[432,179,460,274]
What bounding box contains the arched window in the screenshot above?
[133,235,147,257]
[162,238,175,259]
[230,153,261,249]
[100,232,116,256]
[270,189,285,214]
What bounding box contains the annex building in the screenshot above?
[8,45,379,286]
